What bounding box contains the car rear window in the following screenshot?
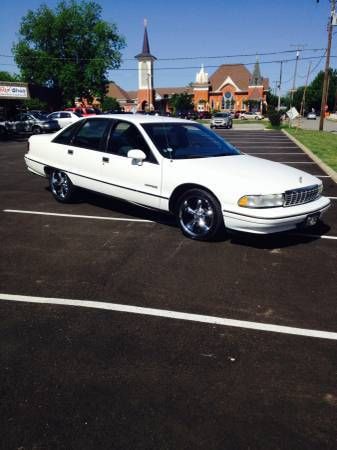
[71,119,110,151]
[52,121,83,144]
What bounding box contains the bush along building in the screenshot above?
[105,23,269,114]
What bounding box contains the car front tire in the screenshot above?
[176,188,224,241]
[32,126,42,134]
[49,169,77,203]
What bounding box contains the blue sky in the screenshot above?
[1,0,336,94]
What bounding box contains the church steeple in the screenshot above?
[135,19,156,60]
[135,20,156,111]
[251,56,263,86]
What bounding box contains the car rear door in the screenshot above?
[50,118,111,193]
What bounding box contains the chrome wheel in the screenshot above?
[177,189,224,240]
[49,169,76,202]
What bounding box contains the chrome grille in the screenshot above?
[284,185,320,207]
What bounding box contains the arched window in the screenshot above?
[223,91,232,110]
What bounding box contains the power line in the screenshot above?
[0,54,335,70]
[0,47,327,63]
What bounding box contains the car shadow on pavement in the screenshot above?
[0,134,29,143]
[83,190,177,227]
[228,222,331,249]
[55,188,331,248]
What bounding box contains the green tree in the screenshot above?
[101,96,121,112]
[0,71,21,82]
[168,93,194,114]
[13,0,125,106]
[284,69,337,113]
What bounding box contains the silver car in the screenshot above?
[210,112,233,129]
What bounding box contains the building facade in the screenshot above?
[106,24,269,114]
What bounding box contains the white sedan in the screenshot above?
[24,114,330,240]
[47,111,81,128]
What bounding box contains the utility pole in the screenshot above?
[300,62,312,117]
[319,0,336,131]
[289,45,306,107]
[277,60,283,111]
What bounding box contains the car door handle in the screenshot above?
[102,157,109,163]
[67,149,74,155]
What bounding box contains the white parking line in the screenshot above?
[4,209,337,241]
[291,233,337,241]
[3,209,154,223]
[1,293,337,341]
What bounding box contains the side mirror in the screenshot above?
[127,149,146,165]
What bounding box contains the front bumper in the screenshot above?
[222,196,331,234]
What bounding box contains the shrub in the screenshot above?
[268,109,282,126]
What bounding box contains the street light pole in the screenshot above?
[319,0,336,131]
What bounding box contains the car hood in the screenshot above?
[169,154,320,194]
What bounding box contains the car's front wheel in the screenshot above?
[32,126,42,134]
[176,189,224,241]
[49,169,77,203]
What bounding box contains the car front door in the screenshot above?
[101,120,162,208]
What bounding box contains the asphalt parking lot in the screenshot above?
[0,130,336,450]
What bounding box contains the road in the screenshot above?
[0,131,336,450]
[290,117,337,132]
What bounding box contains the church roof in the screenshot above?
[106,82,132,102]
[209,63,269,91]
[210,64,252,91]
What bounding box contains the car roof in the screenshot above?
[92,113,192,125]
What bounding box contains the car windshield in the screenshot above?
[214,113,228,118]
[142,123,240,159]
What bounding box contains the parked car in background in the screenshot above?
[210,112,233,129]
[48,111,82,128]
[306,111,317,120]
[0,120,7,138]
[240,112,264,120]
[24,115,330,241]
[65,107,96,116]
[197,111,212,119]
[4,112,60,134]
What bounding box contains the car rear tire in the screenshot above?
[176,188,224,241]
[49,169,77,203]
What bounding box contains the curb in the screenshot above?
[282,129,337,184]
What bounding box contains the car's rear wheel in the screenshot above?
[176,189,224,241]
[49,169,77,203]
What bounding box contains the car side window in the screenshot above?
[52,121,83,145]
[71,119,110,151]
[60,112,71,118]
[107,121,157,163]
[49,112,59,119]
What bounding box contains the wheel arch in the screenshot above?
[169,183,221,214]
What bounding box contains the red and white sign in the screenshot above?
[0,85,28,98]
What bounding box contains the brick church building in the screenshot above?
[107,23,269,114]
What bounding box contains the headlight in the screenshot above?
[318,184,323,195]
[238,193,284,208]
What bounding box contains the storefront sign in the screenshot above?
[0,85,28,99]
